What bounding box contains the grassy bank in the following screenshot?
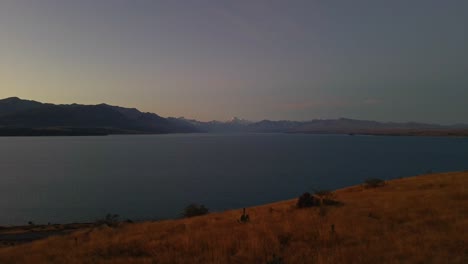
[0,171,466,263]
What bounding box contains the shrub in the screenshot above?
[97,214,120,227]
[364,178,385,188]
[296,192,320,208]
[313,189,343,207]
[182,204,209,218]
[277,233,292,247]
[239,208,250,223]
[266,254,285,264]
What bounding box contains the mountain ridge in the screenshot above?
[0,97,199,135]
[1,97,467,136]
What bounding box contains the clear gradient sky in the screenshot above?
[1,0,467,123]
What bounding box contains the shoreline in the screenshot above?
[1,130,468,137]
[1,170,466,263]
[2,170,466,247]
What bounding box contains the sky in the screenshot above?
[1,0,467,124]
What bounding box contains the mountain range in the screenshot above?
[0,97,467,136]
[0,97,198,136]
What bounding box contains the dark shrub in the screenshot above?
[266,254,285,264]
[364,178,385,188]
[297,192,320,208]
[97,214,120,227]
[239,208,250,223]
[182,204,209,218]
[314,189,343,207]
[277,233,292,247]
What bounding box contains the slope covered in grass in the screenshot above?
[0,171,466,263]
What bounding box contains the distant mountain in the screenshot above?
[287,118,444,133]
[180,116,468,136]
[451,123,468,129]
[246,120,304,133]
[179,116,255,133]
[0,97,44,116]
[1,97,466,137]
[0,97,199,136]
[229,117,252,125]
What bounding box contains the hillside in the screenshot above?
[0,171,466,263]
[2,97,468,136]
[186,117,468,136]
[0,97,198,135]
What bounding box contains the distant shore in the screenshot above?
[1,128,468,137]
[0,128,109,137]
[0,127,156,137]
[290,129,468,137]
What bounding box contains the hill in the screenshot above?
[186,117,468,136]
[0,97,198,135]
[0,171,466,263]
[2,97,468,136]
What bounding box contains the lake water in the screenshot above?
[0,133,467,225]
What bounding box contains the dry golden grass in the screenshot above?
[0,171,467,263]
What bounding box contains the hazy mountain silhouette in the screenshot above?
[1,97,466,136]
[0,97,44,116]
[183,117,467,136]
[0,97,198,135]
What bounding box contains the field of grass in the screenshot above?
[0,171,466,263]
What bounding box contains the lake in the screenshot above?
[0,133,467,225]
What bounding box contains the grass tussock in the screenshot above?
[0,171,467,264]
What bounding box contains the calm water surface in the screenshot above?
[0,133,467,225]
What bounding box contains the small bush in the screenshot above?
[364,178,385,188]
[97,214,120,227]
[297,192,320,208]
[315,189,335,201]
[266,254,285,264]
[182,204,209,218]
[239,208,250,223]
[277,233,292,247]
[314,189,343,207]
